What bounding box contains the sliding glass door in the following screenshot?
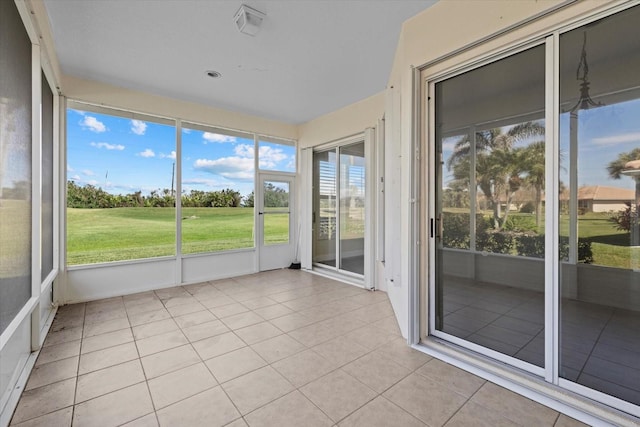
[313,141,366,276]
[429,3,640,414]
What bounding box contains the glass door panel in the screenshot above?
[558,5,640,406]
[339,142,365,275]
[434,43,546,369]
[262,180,290,246]
[313,150,337,268]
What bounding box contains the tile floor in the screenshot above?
[440,275,640,406]
[10,270,587,426]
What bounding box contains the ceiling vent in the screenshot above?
[234,5,265,36]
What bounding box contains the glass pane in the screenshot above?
[181,128,254,254]
[0,0,32,333]
[559,5,640,406]
[263,180,289,245]
[42,72,54,281]
[66,109,176,264]
[258,138,296,172]
[313,150,337,267]
[435,44,546,368]
[339,142,365,275]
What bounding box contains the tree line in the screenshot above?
[67,181,246,208]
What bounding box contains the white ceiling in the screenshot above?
[43,0,437,124]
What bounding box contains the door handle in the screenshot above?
[258,212,263,215]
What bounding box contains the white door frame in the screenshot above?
[257,173,295,271]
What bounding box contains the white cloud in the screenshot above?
[442,141,456,152]
[91,142,125,151]
[203,132,237,143]
[71,174,81,181]
[159,151,176,160]
[86,179,99,186]
[131,119,147,135]
[592,132,640,146]
[193,157,254,180]
[182,178,224,187]
[67,165,74,172]
[139,149,155,158]
[233,144,289,169]
[80,116,106,133]
[82,169,95,176]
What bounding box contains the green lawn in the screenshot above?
[67,207,288,265]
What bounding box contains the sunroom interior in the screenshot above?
[2,0,640,426]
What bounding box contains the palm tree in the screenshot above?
[520,141,546,227]
[607,148,640,180]
[447,121,545,230]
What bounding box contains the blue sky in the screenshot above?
[441,97,639,193]
[67,109,296,197]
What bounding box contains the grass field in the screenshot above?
[67,207,288,265]
[443,208,635,269]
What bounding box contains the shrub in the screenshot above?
[609,203,637,232]
[519,201,535,213]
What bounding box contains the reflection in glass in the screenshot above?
[559,5,640,406]
[312,150,337,267]
[263,181,290,245]
[339,142,365,275]
[435,44,546,367]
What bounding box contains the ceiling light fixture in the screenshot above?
[234,4,265,36]
[206,70,222,78]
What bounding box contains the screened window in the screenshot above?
[181,125,255,254]
[66,105,176,265]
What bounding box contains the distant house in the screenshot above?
[578,185,635,213]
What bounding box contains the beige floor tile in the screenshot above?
[225,418,249,427]
[10,406,73,427]
[312,336,370,367]
[288,322,339,347]
[75,359,146,403]
[269,313,317,333]
[252,303,295,320]
[35,340,81,366]
[371,316,402,336]
[470,382,559,426]
[245,390,333,427]
[235,321,283,345]
[300,369,377,422]
[554,414,590,427]
[341,324,398,350]
[251,334,306,363]
[416,359,485,398]
[199,294,237,309]
[125,299,166,316]
[128,308,171,327]
[338,396,426,427]
[82,317,130,338]
[205,346,267,383]
[43,327,82,347]
[25,356,78,390]
[10,378,75,425]
[166,301,206,317]
[148,362,217,409]
[374,337,432,370]
[140,344,201,379]
[163,295,198,308]
[272,349,338,387]
[192,331,246,360]
[222,366,294,415]
[78,342,139,375]
[444,401,518,427]
[136,329,189,357]
[132,318,178,340]
[84,307,127,325]
[120,413,159,427]
[241,296,278,310]
[181,319,229,342]
[50,313,84,333]
[81,328,133,354]
[156,387,240,427]
[383,373,467,427]
[72,383,154,427]
[342,352,410,393]
[221,311,265,330]
[174,310,217,329]
[208,302,249,318]
[155,286,190,300]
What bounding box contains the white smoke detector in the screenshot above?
[234,5,265,36]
